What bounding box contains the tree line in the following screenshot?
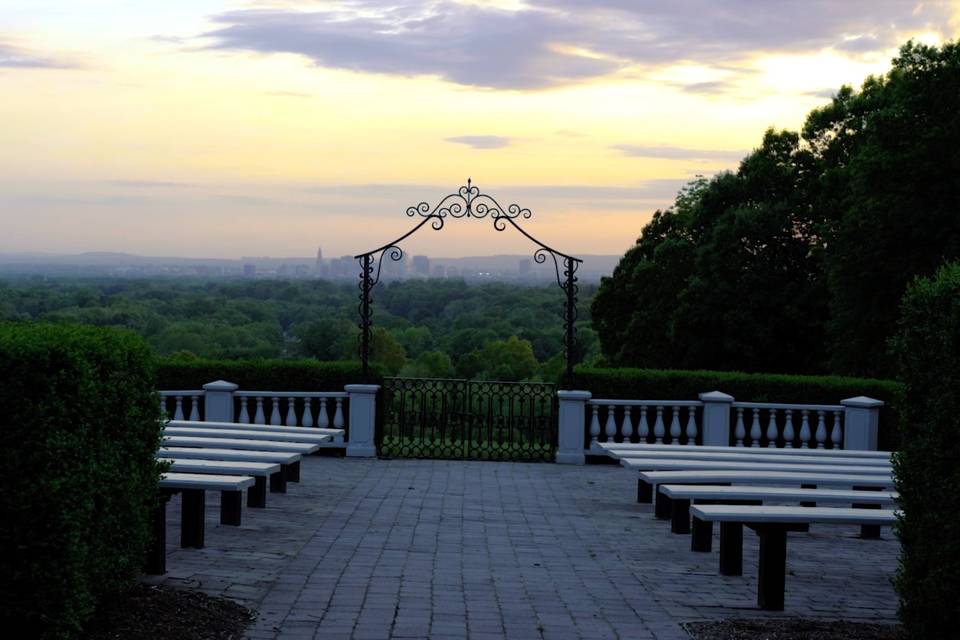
[592,41,960,378]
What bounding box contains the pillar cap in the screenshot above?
[557,390,592,400]
[841,396,884,408]
[699,390,734,402]
[203,379,238,391]
[345,384,381,394]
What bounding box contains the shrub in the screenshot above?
[891,263,960,637]
[156,357,382,391]
[572,366,904,450]
[0,323,165,638]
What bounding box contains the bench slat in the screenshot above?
[660,484,897,503]
[690,504,899,525]
[622,458,892,475]
[599,442,891,458]
[608,449,890,467]
[169,419,343,439]
[162,435,319,454]
[639,470,894,487]
[160,458,281,477]
[164,426,331,444]
[159,447,300,464]
[159,472,256,491]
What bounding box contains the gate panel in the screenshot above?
[379,377,557,461]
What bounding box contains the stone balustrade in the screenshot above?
[586,399,704,447]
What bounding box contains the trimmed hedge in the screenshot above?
[892,263,960,638]
[0,323,165,638]
[156,358,382,391]
[572,366,904,451]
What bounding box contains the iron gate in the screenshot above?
[377,377,557,461]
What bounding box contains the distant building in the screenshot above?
[412,255,430,276]
[431,264,446,278]
[315,247,323,275]
[242,263,256,277]
[446,266,459,278]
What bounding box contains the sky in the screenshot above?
[1,1,958,259]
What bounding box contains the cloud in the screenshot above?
[679,81,729,95]
[805,88,837,99]
[0,41,74,69]
[106,180,197,189]
[612,144,746,161]
[444,135,511,149]
[191,1,955,89]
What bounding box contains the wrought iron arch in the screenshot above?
[355,179,583,386]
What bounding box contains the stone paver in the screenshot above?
[144,458,899,639]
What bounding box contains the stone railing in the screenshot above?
[556,390,884,464]
[159,380,380,458]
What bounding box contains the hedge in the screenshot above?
[572,366,904,451]
[0,323,165,638]
[155,358,382,391]
[892,263,960,638]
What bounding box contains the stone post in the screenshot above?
[345,384,380,458]
[841,396,884,451]
[556,390,591,464]
[699,391,735,446]
[202,380,238,423]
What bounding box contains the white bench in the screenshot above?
[607,448,891,468]
[690,504,898,611]
[159,446,303,483]
[659,484,897,539]
[163,435,320,454]
[599,442,891,458]
[621,458,892,475]
[148,472,256,575]
[164,426,332,445]
[168,419,344,440]
[159,458,285,506]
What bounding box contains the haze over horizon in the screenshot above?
[2,1,958,259]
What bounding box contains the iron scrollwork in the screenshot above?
[355,179,582,386]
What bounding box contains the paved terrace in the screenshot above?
[145,457,899,640]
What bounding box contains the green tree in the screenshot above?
[370,327,407,375]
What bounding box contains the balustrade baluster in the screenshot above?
[654,406,665,444]
[831,410,843,449]
[333,398,345,429]
[783,410,795,448]
[285,398,297,426]
[815,410,827,449]
[799,409,811,448]
[621,406,634,443]
[270,397,282,425]
[734,407,745,446]
[765,408,778,448]
[604,404,617,442]
[638,406,649,443]
[589,404,600,445]
[174,396,184,421]
[669,406,681,445]
[189,396,200,421]
[749,408,761,447]
[685,406,697,445]
[318,398,330,428]
[254,397,266,424]
[302,398,314,428]
[239,397,250,423]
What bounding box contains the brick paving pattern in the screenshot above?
[144,457,899,639]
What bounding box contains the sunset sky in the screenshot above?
[1,1,958,259]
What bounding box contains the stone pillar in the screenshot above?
[202,380,238,423]
[345,384,380,458]
[699,391,735,446]
[556,390,591,464]
[841,396,884,451]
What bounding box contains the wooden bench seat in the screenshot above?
[168,419,343,440]
[163,435,320,454]
[690,504,898,610]
[607,448,891,468]
[164,426,332,445]
[599,442,891,459]
[659,484,897,539]
[159,446,303,482]
[148,472,256,575]
[159,458,284,507]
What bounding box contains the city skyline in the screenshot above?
[2,1,958,258]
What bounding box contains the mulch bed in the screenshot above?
[84,584,255,640]
[684,619,902,640]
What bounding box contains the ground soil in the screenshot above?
[684,619,903,640]
[83,584,255,640]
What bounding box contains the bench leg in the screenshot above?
[691,516,713,552]
[719,522,743,576]
[145,492,173,575]
[286,461,301,483]
[637,479,653,503]
[655,492,672,520]
[671,499,691,534]
[269,470,286,494]
[757,525,788,611]
[853,485,882,538]
[181,489,205,549]
[220,490,242,526]
[248,476,267,508]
